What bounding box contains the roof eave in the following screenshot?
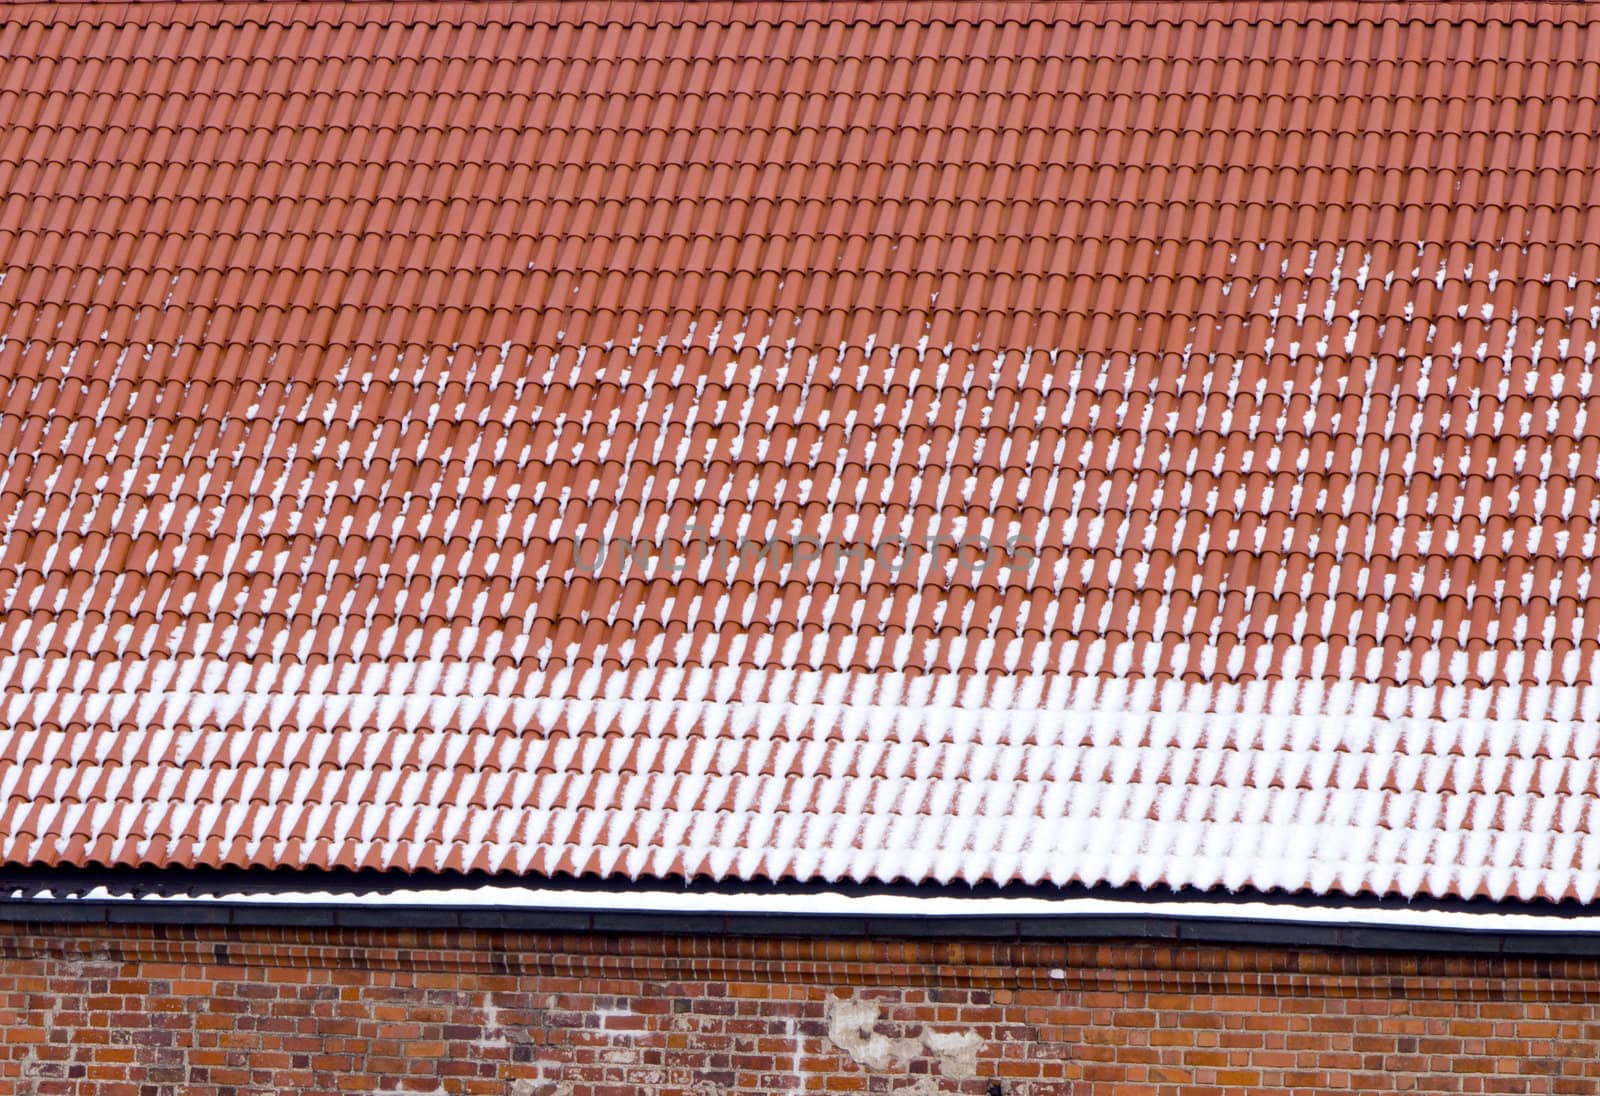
[4,867,1600,953]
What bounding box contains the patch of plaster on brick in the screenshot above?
[825,993,982,1079]
[921,1028,981,1079]
[509,1080,572,1096]
[826,995,924,1069]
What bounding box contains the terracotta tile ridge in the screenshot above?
[0,0,1581,18]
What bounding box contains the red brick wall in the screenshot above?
[0,921,1594,1094]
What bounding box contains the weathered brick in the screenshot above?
[0,924,1597,1094]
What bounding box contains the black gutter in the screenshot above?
[2,865,1598,955]
[5,862,1599,916]
[3,897,1600,956]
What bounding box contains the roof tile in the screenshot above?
[2,0,1600,902]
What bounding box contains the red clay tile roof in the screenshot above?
[3,0,1600,901]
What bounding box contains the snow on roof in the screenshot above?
[1,0,1599,904]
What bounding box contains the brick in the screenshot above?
[0,924,1597,1094]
